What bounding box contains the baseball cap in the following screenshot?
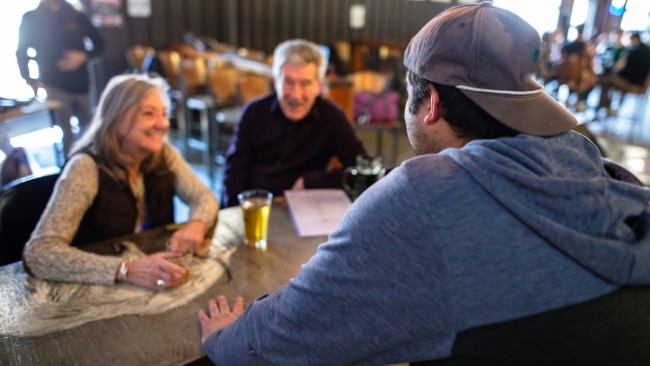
[404,1,577,136]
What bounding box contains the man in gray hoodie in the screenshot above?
[198,2,650,365]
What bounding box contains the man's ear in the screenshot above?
[423,83,439,125]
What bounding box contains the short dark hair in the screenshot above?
[405,69,519,140]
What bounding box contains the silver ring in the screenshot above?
[156,278,165,288]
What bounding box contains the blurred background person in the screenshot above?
[556,24,597,112]
[16,0,105,156]
[595,28,627,75]
[535,31,555,86]
[22,74,218,290]
[221,39,369,208]
[597,32,650,116]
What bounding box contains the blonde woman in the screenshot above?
[23,74,218,290]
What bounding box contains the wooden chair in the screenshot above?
[168,43,204,59]
[325,76,355,121]
[126,45,155,73]
[205,60,241,162]
[0,172,60,265]
[236,72,273,106]
[350,70,390,94]
[237,47,267,63]
[156,50,182,90]
[214,42,236,54]
[179,55,215,183]
[155,50,186,145]
[179,55,209,96]
[195,36,236,54]
[183,57,243,183]
[207,60,239,107]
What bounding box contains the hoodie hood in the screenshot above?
[443,131,650,285]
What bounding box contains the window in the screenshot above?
[620,0,650,33]
[492,0,562,35]
[0,0,40,98]
[570,0,589,28]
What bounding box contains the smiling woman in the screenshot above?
[22,73,219,291]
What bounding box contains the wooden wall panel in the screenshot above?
[203,0,219,37]
[122,0,464,53]
[186,0,203,35]
[149,0,169,47]
[167,0,187,46]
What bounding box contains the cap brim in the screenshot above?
[460,87,577,137]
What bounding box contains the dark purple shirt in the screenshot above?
[222,94,369,207]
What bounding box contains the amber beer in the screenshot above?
[238,189,273,249]
[165,239,192,279]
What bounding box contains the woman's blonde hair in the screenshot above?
[69,74,171,183]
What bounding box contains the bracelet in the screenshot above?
[116,260,129,282]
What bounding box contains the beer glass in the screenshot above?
[343,155,385,201]
[237,189,273,249]
[165,239,193,279]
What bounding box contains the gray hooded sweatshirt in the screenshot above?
[204,130,650,365]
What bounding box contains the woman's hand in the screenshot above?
[168,220,207,255]
[125,252,188,290]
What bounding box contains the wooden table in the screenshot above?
[0,202,326,365]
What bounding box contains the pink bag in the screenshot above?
[353,90,400,123]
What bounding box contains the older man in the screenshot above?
[221,39,368,208]
[200,3,650,365]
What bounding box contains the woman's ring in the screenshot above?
[156,278,165,288]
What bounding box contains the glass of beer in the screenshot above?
[343,155,385,201]
[237,189,273,249]
[165,239,192,279]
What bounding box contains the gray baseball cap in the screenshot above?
[404,1,577,136]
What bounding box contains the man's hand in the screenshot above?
[198,295,245,344]
[58,50,87,71]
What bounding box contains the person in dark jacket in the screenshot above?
[597,32,650,115]
[16,0,105,155]
[221,39,369,208]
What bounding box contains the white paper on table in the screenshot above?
[284,189,351,237]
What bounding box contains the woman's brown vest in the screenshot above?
[71,155,176,248]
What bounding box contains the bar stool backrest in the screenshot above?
[0,172,60,265]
